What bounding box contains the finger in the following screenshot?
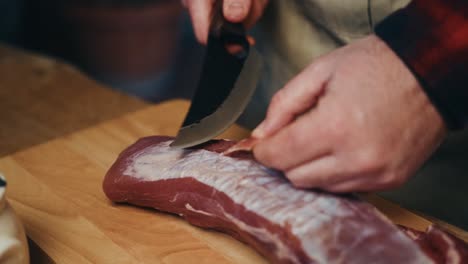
[186,0,214,44]
[223,0,252,22]
[253,110,332,171]
[321,178,375,193]
[320,169,409,193]
[286,156,381,193]
[287,157,389,193]
[252,61,331,139]
[284,156,343,188]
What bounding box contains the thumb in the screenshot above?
[223,0,252,22]
[252,62,331,139]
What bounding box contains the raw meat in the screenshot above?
[103,136,467,264]
[399,225,468,264]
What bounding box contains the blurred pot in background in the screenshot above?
[63,0,184,101]
[0,175,29,264]
[0,0,24,44]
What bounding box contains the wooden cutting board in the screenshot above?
[0,100,455,263]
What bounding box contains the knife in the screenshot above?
[170,0,263,149]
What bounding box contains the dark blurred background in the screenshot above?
[0,0,203,102]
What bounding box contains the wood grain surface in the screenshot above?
[0,44,147,157]
[1,100,466,264]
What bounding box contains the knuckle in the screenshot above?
[380,171,406,188]
[326,115,347,142]
[275,129,306,171]
[270,90,285,110]
[354,148,385,174]
[329,112,346,129]
[253,143,279,169]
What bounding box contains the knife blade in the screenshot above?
[170,0,263,149]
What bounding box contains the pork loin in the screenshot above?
[103,136,467,264]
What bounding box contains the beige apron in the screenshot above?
[240,0,468,229]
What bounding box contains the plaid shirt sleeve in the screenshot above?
[375,0,468,129]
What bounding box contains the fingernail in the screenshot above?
[226,1,245,20]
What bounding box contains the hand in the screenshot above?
[252,35,447,193]
[182,0,269,44]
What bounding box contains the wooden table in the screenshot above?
[0,44,147,157]
[1,44,467,263]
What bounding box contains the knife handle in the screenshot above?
[210,0,248,54]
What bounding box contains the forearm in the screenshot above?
[375,0,468,129]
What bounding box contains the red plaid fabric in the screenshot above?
[375,0,468,129]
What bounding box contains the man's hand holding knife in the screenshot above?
[182,0,269,44]
[182,0,451,193]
